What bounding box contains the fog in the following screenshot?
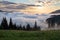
[0,12,52,30]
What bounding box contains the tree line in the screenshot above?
[46,15,60,28]
[0,17,41,31]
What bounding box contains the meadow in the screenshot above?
[0,30,60,40]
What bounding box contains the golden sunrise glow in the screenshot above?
[20,5,60,14]
[0,0,60,14]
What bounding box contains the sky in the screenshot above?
[0,0,60,14]
[4,0,34,4]
[2,0,60,7]
[0,0,60,29]
[1,0,60,7]
[2,0,60,4]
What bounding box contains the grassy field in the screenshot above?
[0,30,60,40]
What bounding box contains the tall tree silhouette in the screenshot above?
[9,18,13,29]
[18,24,22,30]
[1,17,8,29]
[23,25,26,30]
[46,18,55,28]
[46,18,51,28]
[34,21,38,30]
[26,24,31,31]
[46,15,60,28]
[0,25,1,29]
[13,23,17,30]
[0,17,41,30]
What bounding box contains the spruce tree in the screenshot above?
[23,25,25,30]
[13,23,17,30]
[26,24,31,31]
[1,17,8,29]
[19,24,22,30]
[34,21,38,30]
[9,18,13,29]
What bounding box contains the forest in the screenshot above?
[0,17,40,31]
[46,15,60,28]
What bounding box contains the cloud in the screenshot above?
[0,12,51,26]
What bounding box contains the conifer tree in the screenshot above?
[33,21,38,30]
[1,17,8,29]
[23,25,25,30]
[26,24,31,31]
[9,18,13,29]
[13,23,17,30]
[19,24,22,30]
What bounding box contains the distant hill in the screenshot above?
[51,10,60,14]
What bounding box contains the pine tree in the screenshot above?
[9,18,13,29]
[37,26,41,30]
[26,24,31,31]
[1,17,8,29]
[19,24,22,30]
[33,21,38,30]
[13,23,17,30]
[23,26,25,30]
[0,24,2,29]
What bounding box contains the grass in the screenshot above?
[0,30,60,40]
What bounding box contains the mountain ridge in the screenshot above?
[51,10,60,14]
